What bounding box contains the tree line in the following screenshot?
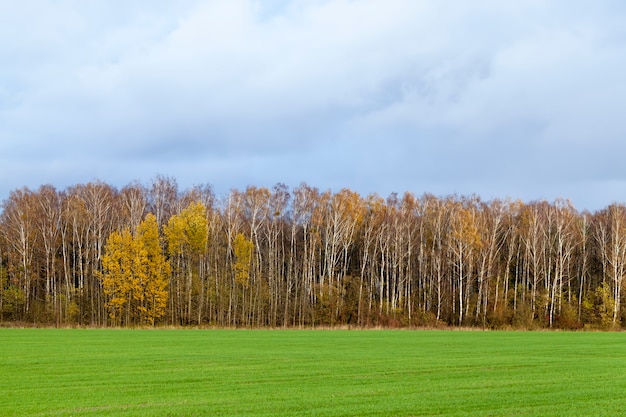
[1,176,625,329]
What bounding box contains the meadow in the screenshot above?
[1,329,625,416]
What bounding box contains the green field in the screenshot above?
[1,329,625,416]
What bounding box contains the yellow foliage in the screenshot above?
[233,233,254,288]
[100,213,170,325]
[137,213,170,325]
[164,201,208,257]
[452,206,482,250]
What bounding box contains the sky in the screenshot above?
[1,0,626,212]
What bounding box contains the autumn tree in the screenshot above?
[0,188,37,318]
[359,194,385,325]
[449,198,482,325]
[233,232,254,294]
[67,182,118,324]
[164,201,208,324]
[136,213,170,324]
[290,183,323,325]
[473,199,507,325]
[120,182,147,233]
[32,185,64,321]
[149,175,179,229]
[100,229,139,325]
[221,190,246,325]
[266,184,290,326]
[242,186,271,325]
[100,213,169,325]
[594,204,626,327]
[421,194,450,322]
[547,200,578,327]
[317,189,363,324]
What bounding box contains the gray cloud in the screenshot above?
[2,0,626,211]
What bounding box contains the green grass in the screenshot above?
[1,329,625,416]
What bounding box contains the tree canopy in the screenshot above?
[1,178,625,329]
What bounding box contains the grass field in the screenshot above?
[1,329,625,416]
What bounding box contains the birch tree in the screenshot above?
[164,201,208,324]
[33,185,63,321]
[449,198,482,325]
[0,188,36,318]
[100,213,169,325]
[136,213,170,325]
[594,204,626,326]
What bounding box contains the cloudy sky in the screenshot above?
[1,0,626,211]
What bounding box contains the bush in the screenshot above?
[554,303,583,330]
